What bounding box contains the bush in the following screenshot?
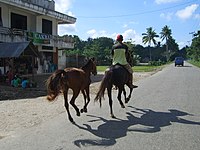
[148,60,165,66]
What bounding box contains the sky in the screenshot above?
[54,0,200,49]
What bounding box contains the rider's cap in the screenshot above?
[116,34,123,41]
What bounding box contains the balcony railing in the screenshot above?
[0,26,74,49]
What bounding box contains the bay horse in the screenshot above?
[46,58,97,123]
[94,64,134,118]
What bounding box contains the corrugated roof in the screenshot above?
[0,41,39,58]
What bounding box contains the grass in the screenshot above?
[97,65,163,72]
[97,66,109,72]
[133,65,162,72]
[188,60,200,68]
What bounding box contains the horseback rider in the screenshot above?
[111,34,138,89]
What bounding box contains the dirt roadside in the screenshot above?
[0,71,156,139]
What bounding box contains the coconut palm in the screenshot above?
[142,27,159,61]
[160,25,172,61]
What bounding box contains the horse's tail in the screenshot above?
[46,69,66,102]
[94,70,112,107]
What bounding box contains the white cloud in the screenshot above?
[54,0,74,13]
[155,0,180,4]
[194,14,200,19]
[66,11,76,17]
[160,12,173,21]
[86,29,98,38]
[58,24,77,35]
[176,4,199,20]
[178,41,186,49]
[122,29,143,44]
[122,29,136,40]
[54,0,76,35]
[86,29,116,39]
[85,29,143,45]
[122,21,139,28]
[111,29,142,44]
[123,24,128,28]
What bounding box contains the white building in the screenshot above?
[0,0,76,74]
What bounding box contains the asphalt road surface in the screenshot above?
[1,62,200,150]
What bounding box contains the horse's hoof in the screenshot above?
[111,114,116,118]
[77,113,80,116]
[80,108,87,113]
[125,98,129,103]
[121,104,125,108]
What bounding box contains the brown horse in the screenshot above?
[94,64,134,118]
[46,58,97,123]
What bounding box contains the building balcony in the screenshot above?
[0,26,74,49]
[0,0,76,24]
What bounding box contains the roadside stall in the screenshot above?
[0,41,39,86]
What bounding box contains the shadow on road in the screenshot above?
[74,106,200,148]
[175,65,192,68]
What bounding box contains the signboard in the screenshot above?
[27,32,50,44]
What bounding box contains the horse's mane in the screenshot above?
[81,59,92,70]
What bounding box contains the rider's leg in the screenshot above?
[124,64,138,88]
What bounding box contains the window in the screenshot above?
[42,19,52,34]
[11,13,27,30]
[0,7,2,26]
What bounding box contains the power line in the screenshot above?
[77,0,198,19]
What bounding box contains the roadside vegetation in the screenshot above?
[188,60,200,68]
[97,65,164,73]
[133,65,164,72]
[65,27,199,70]
[186,30,200,68]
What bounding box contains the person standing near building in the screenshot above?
[43,59,48,73]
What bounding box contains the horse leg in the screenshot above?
[81,90,87,113]
[107,85,115,118]
[82,86,90,113]
[122,86,127,102]
[117,87,125,108]
[125,87,133,103]
[63,90,74,123]
[70,90,81,117]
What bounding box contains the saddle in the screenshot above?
[110,63,128,73]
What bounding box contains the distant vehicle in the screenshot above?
[175,57,184,66]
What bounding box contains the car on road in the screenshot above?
[175,57,184,66]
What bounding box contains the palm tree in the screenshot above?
[160,25,172,61]
[142,27,159,61]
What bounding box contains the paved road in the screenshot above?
[1,62,200,150]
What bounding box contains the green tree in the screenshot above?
[94,37,113,65]
[142,27,159,61]
[124,41,136,66]
[83,37,114,65]
[166,37,179,60]
[187,30,200,61]
[65,35,86,56]
[160,25,172,61]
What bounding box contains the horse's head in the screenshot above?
[82,57,97,75]
[90,57,97,75]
